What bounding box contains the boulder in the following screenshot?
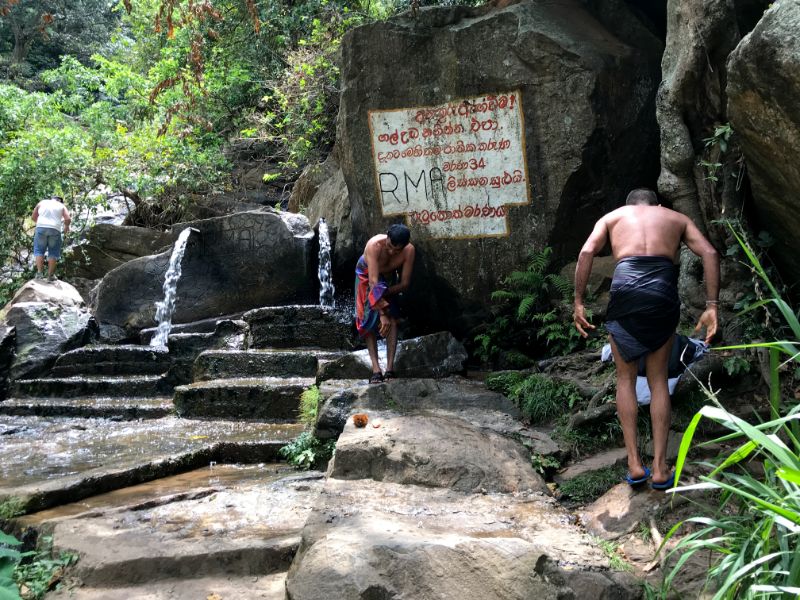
[0,279,84,319]
[63,224,172,279]
[285,478,639,600]
[336,0,662,334]
[4,302,95,380]
[728,2,800,283]
[288,151,356,279]
[92,210,316,331]
[329,412,546,493]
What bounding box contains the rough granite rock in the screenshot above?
[335,0,662,334]
[728,1,800,283]
[92,210,316,331]
[285,478,640,600]
[329,412,547,493]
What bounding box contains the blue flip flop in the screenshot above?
[624,466,651,486]
[651,472,676,491]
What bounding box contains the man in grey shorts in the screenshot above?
[32,196,71,281]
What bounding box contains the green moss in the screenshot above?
[0,496,26,519]
[559,464,626,504]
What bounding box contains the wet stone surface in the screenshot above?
[0,415,303,510]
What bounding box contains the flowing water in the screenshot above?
[318,218,336,309]
[150,228,195,348]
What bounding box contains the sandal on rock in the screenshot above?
[651,472,676,491]
[368,372,384,384]
[384,370,397,380]
[624,466,651,486]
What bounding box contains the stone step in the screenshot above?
[174,377,315,420]
[47,573,288,600]
[0,396,173,419]
[12,375,167,399]
[53,345,170,376]
[244,305,354,350]
[193,349,320,381]
[50,360,169,377]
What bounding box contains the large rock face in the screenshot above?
[92,210,316,331]
[335,0,662,334]
[64,224,172,280]
[728,2,800,283]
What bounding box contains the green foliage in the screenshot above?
[722,354,752,377]
[0,498,25,520]
[530,453,560,475]
[474,247,581,365]
[700,123,734,182]
[484,371,527,396]
[658,224,800,598]
[554,416,623,458]
[0,532,76,600]
[594,537,633,572]
[559,465,626,504]
[507,374,582,425]
[279,431,335,470]
[299,385,321,429]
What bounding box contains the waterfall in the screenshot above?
[150,228,194,348]
[318,218,335,309]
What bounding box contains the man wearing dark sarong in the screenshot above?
[354,224,415,384]
[573,189,719,490]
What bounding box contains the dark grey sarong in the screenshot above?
[606,255,680,362]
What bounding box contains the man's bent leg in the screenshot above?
[364,332,382,375]
[644,335,675,484]
[610,338,646,479]
[385,318,398,373]
[34,255,44,276]
[47,258,57,277]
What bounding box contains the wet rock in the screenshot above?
[194,349,318,381]
[728,2,800,283]
[245,305,353,350]
[288,151,355,279]
[51,345,171,377]
[4,302,95,380]
[316,352,371,382]
[0,326,14,401]
[285,478,636,600]
[336,1,662,336]
[0,415,303,513]
[44,468,324,597]
[330,412,546,493]
[93,211,316,331]
[162,320,249,386]
[173,377,313,420]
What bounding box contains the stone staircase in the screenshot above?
[3,345,174,419]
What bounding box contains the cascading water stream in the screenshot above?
[150,228,195,348]
[318,218,336,309]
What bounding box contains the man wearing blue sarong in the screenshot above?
[573,189,720,490]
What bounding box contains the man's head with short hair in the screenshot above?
[50,196,64,204]
[386,223,411,248]
[625,188,658,206]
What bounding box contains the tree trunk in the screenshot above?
[657,0,743,247]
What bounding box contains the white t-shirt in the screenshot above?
[36,199,66,231]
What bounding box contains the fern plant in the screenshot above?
[474,247,582,364]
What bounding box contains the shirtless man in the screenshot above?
[355,224,416,383]
[573,189,719,490]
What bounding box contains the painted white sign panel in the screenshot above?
[368,91,529,239]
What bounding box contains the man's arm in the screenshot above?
[388,245,415,296]
[574,218,608,337]
[683,218,720,344]
[62,207,71,234]
[32,203,40,223]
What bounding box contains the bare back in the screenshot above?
[603,205,688,263]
